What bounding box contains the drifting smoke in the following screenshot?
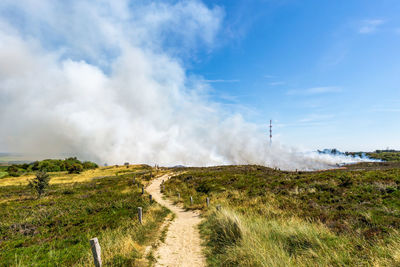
[0,0,367,170]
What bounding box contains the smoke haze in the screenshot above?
[0,0,366,170]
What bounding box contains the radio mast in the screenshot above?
[269,119,272,146]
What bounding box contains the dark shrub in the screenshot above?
[67,163,83,174]
[28,171,50,198]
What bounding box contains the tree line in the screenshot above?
[6,157,98,177]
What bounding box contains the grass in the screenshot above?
[0,164,152,186]
[164,163,400,266]
[0,165,170,266]
[367,152,400,162]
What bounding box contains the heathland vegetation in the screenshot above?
[4,157,98,177]
[164,163,400,266]
[0,164,169,266]
[347,150,400,162]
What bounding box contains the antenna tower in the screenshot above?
[269,119,272,146]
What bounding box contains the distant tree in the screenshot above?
[7,165,20,177]
[82,161,98,170]
[29,171,50,198]
[67,163,83,174]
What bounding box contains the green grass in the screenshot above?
[367,152,400,162]
[0,166,169,266]
[0,172,7,179]
[164,164,400,266]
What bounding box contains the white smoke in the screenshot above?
[0,0,367,170]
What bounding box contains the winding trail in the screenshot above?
[146,175,206,267]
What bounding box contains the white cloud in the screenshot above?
[359,19,384,34]
[287,86,341,95]
[0,0,364,170]
[204,79,240,83]
[269,81,285,86]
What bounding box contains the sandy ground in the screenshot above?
[146,175,206,267]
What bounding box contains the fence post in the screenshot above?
[190,196,193,205]
[178,193,180,200]
[138,207,143,224]
[206,197,210,207]
[89,237,102,267]
[142,186,144,195]
[149,194,152,202]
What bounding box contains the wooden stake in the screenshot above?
[138,207,143,224]
[206,197,210,207]
[89,237,102,267]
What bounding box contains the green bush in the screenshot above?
[67,163,83,174]
[28,171,50,198]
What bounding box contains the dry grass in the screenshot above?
[0,165,147,187]
[0,166,170,266]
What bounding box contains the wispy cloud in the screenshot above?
[287,86,341,95]
[298,114,335,123]
[264,74,274,79]
[204,79,240,83]
[371,108,400,113]
[359,19,384,34]
[269,81,285,86]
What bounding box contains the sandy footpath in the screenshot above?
[146,175,206,267]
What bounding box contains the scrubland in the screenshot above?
[164,164,400,266]
[0,165,169,266]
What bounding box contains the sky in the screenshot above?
[0,0,399,168]
[192,0,400,151]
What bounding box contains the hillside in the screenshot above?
[164,163,400,266]
[0,165,170,266]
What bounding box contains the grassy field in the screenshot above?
[164,164,400,266]
[0,165,169,266]
[367,152,400,162]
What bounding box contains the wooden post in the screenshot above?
[216,204,221,211]
[190,196,193,205]
[138,207,143,224]
[178,193,180,200]
[149,194,152,202]
[141,186,144,195]
[89,237,102,267]
[206,197,210,207]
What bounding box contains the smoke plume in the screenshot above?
[0,0,366,170]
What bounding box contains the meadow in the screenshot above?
[164,163,400,266]
[0,165,169,266]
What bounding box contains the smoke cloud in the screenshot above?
[0,0,366,170]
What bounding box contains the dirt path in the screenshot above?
[146,175,206,267]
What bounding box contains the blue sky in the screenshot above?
[189,0,400,151]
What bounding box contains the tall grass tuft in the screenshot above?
[201,208,400,267]
[207,209,244,254]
